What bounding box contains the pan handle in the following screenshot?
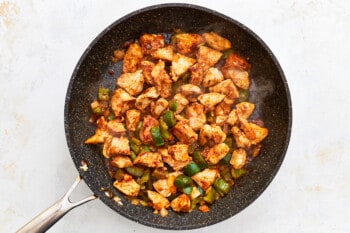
[16,175,97,233]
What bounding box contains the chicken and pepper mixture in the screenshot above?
[85,31,268,216]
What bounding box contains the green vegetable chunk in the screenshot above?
[169,100,178,112]
[203,187,216,204]
[214,178,231,195]
[184,162,201,176]
[193,151,208,169]
[174,174,193,188]
[125,166,144,177]
[150,126,164,146]
[162,110,176,127]
[98,87,109,101]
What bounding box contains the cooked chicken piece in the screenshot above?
[151,45,173,61]
[199,124,226,146]
[134,152,164,168]
[191,168,219,191]
[175,33,205,55]
[215,116,228,126]
[198,93,225,109]
[239,118,268,145]
[108,136,131,156]
[171,53,196,82]
[172,93,189,113]
[172,120,198,144]
[159,148,191,171]
[147,190,170,210]
[202,32,232,51]
[152,60,172,98]
[235,102,255,119]
[140,60,155,85]
[140,115,159,144]
[85,116,108,144]
[202,67,224,87]
[230,148,247,169]
[151,98,169,118]
[196,46,222,70]
[140,33,165,55]
[168,144,189,161]
[185,103,206,131]
[153,179,172,197]
[189,63,205,86]
[125,109,141,131]
[215,101,232,117]
[111,88,136,117]
[107,120,126,136]
[171,194,191,212]
[135,87,160,111]
[190,186,201,200]
[153,172,181,197]
[177,84,203,102]
[113,174,140,197]
[226,110,238,125]
[110,155,133,168]
[209,79,239,104]
[117,70,144,96]
[221,53,250,90]
[231,126,251,148]
[123,43,143,73]
[202,143,230,165]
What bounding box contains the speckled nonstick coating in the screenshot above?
[64,3,292,230]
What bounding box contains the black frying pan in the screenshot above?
[17,3,292,231]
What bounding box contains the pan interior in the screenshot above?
[64,3,292,230]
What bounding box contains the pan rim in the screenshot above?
[64,3,292,230]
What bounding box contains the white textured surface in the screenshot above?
[1,0,349,232]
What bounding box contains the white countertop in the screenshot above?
[1,0,349,232]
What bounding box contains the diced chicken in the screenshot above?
[139,115,159,144]
[172,93,189,113]
[209,79,239,104]
[125,109,141,131]
[168,144,189,161]
[191,168,219,191]
[231,126,251,148]
[177,84,203,102]
[170,194,191,212]
[202,32,232,51]
[110,155,133,168]
[117,70,144,96]
[159,148,191,171]
[230,148,247,169]
[196,46,222,70]
[185,103,206,131]
[140,33,165,55]
[135,87,160,111]
[198,93,225,109]
[215,101,232,117]
[153,179,172,197]
[151,45,173,61]
[239,118,268,145]
[199,124,226,146]
[134,152,164,168]
[171,53,196,82]
[123,43,143,73]
[172,120,198,144]
[110,88,136,117]
[190,186,201,200]
[175,33,205,55]
[108,136,131,156]
[107,120,126,136]
[235,102,255,119]
[202,143,230,165]
[152,60,172,98]
[226,110,238,125]
[85,117,108,144]
[189,63,204,86]
[113,174,140,197]
[147,190,170,210]
[151,98,169,118]
[202,67,224,87]
[221,53,250,90]
[140,60,155,85]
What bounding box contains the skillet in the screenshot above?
[17,3,292,232]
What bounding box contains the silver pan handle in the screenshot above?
[16,176,97,233]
